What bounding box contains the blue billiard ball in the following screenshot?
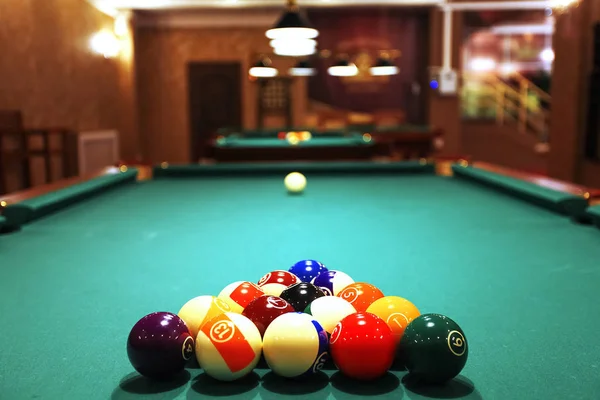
[289,260,328,283]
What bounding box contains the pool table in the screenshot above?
[1,160,600,400]
[216,128,348,138]
[205,131,434,162]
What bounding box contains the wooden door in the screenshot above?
[188,63,242,161]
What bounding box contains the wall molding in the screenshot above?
[134,9,281,28]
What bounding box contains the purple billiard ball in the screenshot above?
[126,312,194,380]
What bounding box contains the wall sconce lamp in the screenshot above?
[90,12,129,59]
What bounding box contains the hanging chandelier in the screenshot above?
[266,0,318,57]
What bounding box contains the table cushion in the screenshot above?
[2,168,138,226]
[0,215,5,229]
[219,137,368,148]
[587,205,600,229]
[154,160,435,178]
[452,164,588,218]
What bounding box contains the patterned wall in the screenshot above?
[306,9,429,115]
[0,0,137,157]
[135,27,308,163]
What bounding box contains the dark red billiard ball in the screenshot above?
[329,312,396,380]
[127,312,194,380]
[242,295,295,336]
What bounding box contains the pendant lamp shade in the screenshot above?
[249,58,278,78]
[266,4,318,40]
[271,38,317,56]
[289,60,316,76]
[328,59,358,77]
[369,57,399,76]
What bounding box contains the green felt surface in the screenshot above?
[217,137,370,148]
[452,164,588,217]
[1,167,600,399]
[2,168,138,226]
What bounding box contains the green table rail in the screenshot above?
[451,164,590,220]
[1,168,138,227]
[215,136,371,148]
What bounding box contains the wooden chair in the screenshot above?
[0,110,28,195]
[0,110,75,195]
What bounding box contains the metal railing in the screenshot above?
[461,71,552,143]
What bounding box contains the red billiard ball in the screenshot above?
[257,270,301,296]
[127,312,194,380]
[329,312,395,381]
[242,295,295,336]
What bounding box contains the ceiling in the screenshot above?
[91,0,444,14]
[90,0,559,17]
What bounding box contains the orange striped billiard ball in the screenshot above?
[336,282,384,312]
[177,295,232,339]
[195,312,262,381]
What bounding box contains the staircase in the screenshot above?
[460,71,552,173]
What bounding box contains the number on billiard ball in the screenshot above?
[399,313,469,384]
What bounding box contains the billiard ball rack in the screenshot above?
[127,261,471,387]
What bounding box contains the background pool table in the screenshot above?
[206,126,436,162]
[1,161,600,400]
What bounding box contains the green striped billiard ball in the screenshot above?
[399,313,468,384]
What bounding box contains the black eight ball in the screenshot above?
[280,282,326,312]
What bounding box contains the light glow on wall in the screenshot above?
[90,31,121,58]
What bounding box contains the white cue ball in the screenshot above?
[284,172,307,193]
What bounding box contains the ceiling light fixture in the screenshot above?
[271,38,317,56]
[328,58,358,77]
[289,60,316,76]
[267,0,319,57]
[548,0,580,13]
[249,57,278,78]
